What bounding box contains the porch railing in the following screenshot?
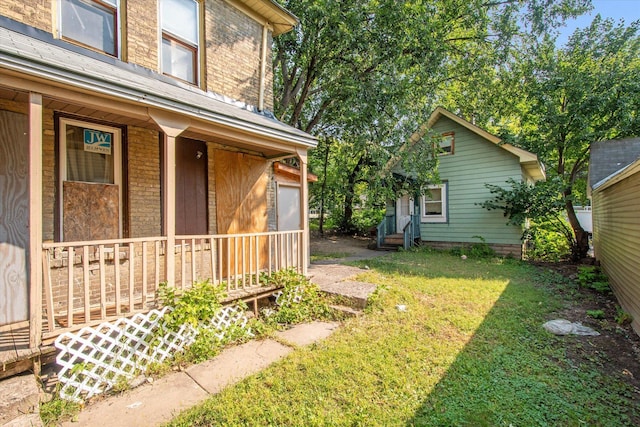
[402,214,421,250]
[42,230,303,339]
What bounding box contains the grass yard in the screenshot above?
[167,250,639,426]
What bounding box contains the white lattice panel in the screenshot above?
[274,287,303,307]
[55,305,251,402]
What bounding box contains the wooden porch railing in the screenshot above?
[41,230,303,339]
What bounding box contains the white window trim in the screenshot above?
[159,0,201,85]
[56,0,122,58]
[58,118,123,240]
[421,183,447,223]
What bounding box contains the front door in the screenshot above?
[0,110,29,326]
[175,138,208,235]
[396,195,413,233]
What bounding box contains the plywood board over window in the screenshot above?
[214,150,269,275]
[0,110,29,325]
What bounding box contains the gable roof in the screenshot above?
[589,137,640,189]
[413,107,545,181]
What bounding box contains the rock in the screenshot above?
[543,319,600,336]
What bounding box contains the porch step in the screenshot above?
[0,374,42,427]
[318,280,377,310]
[329,305,362,318]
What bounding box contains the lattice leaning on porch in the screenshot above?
[54,305,252,403]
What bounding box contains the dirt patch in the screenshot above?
[310,233,380,261]
[534,261,640,416]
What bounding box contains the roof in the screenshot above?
[236,0,299,35]
[589,137,640,189]
[593,157,640,192]
[0,17,316,150]
[413,107,545,181]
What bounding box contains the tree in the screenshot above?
[501,17,640,259]
[273,0,593,234]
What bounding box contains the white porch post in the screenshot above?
[148,109,190,287]
[296,149,309,274]
[28,93,43,349]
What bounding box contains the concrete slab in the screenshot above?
[307,263,367,286]
[275,321,340,347]
[318,281,378,309]
[186,340,291,394]
[63,372,208,427]
[0,374,40,426]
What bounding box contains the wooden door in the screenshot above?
[175,138,208,235]
[0,110,29,326]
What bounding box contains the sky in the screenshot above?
[556,0,640,45]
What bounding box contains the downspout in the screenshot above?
[258,24,268,111]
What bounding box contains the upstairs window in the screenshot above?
[436,131,455,155]
[421,184,448,223]
[60,0,119,56]
[161,0,199,84]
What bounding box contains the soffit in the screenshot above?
[233,0,299,35]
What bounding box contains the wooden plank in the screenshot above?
[181,241,186,289]
[83,246,90,323]
[128,242,134,313]
[155,240,160,290]
[114,244,121,315]
[41,251,55,333]
[99,245,106,319]
[66,247,74,327]
[191,238,197,284]
[142,241,148,305]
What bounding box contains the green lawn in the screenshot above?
[167,250,638,426]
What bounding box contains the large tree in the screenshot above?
[500,16,640,259]
[273,0,592,233]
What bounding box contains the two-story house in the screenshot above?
[0,0,316,373]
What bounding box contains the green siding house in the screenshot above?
[388,107,545,258]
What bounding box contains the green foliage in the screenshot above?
[587,309,605,319]
[449,236,496,259]
[157,280,226,330]
[615,307,633,326]
[577,266,610,293]
[40,392,82,426]
[525,221,572,261]
[263,269,334,325]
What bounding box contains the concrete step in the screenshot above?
[329,304,362,318]
[318,280,377,310]
[0,374,42,427]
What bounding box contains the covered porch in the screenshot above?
[0,38,316,371]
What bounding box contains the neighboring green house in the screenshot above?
[381,107,545,258]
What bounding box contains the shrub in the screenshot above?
[577,266,610,294]
[525,223,571,261]
[615,307,633,326]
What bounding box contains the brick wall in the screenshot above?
[1,0,51,33]
[125,0,158,70]
[127,126,162,237]
[205,0,263,107]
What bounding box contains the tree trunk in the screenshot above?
[340,155,366,234]
[565,198,589,260]
[318,140,331,235]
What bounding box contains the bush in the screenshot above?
[525,223,571,261]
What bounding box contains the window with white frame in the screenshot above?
[436,131,454,155]
[161,0,199,84]
[60,0,119,56]
[421,184,447,223]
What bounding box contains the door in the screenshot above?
[396,195,414,233]
[277,184,300,231]
[175,138,208,235]
[0,110,29,325]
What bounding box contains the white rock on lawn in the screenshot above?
[543,319,600,336]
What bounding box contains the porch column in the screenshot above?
[296,148,309,274]
[28,93,43,349]
[148,109,190,287]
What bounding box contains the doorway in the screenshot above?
[175,138,208,235]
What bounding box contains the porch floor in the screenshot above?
[0,322,52,379]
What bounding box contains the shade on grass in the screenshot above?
[167,250,638,426]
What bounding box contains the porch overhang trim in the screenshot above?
[0,25,317,149]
